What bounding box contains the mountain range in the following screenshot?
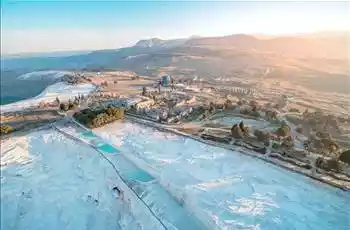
[1,32,349,76]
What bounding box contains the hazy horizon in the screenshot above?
[1,1,349,55]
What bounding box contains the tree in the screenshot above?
[166,99,177,114]
[339,149,350,165]
[231,124,244,139]
[249,100,258,109]
[60,103,68,111]
[68,102,77,110]
[224,99,232,109]
[303,139,312,151]
[209,102,216,114]
[266,110,278,120]
[239,121,245,132]
[276,124,291,137]
[239,121,249,136]
[320,138,339,156]
[74,96,79,104]
[281,136,294,149]
[240,106,252,115]
[303,109,310,118]
[142,86,147,96]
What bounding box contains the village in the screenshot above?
[71,71,350,182]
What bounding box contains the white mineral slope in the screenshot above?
[95,121,350,230]
[17,71,72,80]
[0,128,163,230]
[0,82,96,113]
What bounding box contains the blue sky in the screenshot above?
[1,1,349,54]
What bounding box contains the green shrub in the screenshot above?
[276,124,291,137]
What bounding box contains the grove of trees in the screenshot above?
[74,106,124,128]
[0,125,14,135]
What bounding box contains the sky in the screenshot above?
[1,0,349,54]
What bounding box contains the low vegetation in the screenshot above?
[304,135,339,157]
[74,105,124,128]
[289,108,300,113]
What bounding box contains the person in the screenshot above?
[112,186,124,200]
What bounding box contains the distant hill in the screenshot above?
[134,37,187,48]
[1,32,348,76]
[185,33,348,59]
[134,38,165,48]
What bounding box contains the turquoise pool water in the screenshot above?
[126,171,155,183]
[81,131,96,138]
[98,143,120,153]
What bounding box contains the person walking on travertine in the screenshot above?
[113,186,132,211]
[112,186,124,201]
